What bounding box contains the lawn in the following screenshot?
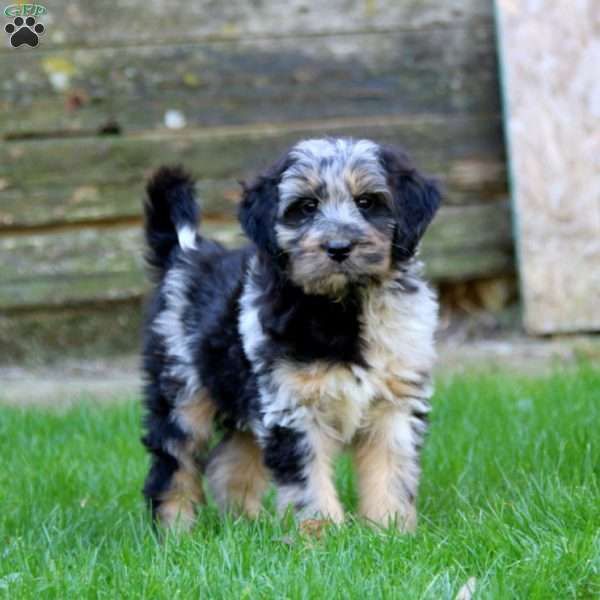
[1,366,599,599]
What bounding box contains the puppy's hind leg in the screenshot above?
[143,391,216,532]
[206,431,269,517]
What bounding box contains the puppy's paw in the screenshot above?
[299,518,335,539]
[156,500,197,534]
[296,501,345,526]
[362,504,417,533]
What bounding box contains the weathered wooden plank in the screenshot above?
[0,224,242,310]
[0,302,144,364]
[0,28,501,137]
[0,115,507,191]
[0,180,241,229]
[0,155,507,229]
[5,0,495,50]
[425,201,512,252]
[1,226,142,285]
[0,116,508,230]
[423,200,514,280]
[0,201,513,310]
[496,0,600,333]
[0,271,145,311]
[0,223,242,307]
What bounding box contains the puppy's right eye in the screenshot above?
[298,198,318,215]
[283,198,319,223]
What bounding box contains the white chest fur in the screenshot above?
[265,275,438,442]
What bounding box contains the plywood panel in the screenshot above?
[495,0,600,333]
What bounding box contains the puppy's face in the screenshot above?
[239,138,441,296]
[275,139,394,295]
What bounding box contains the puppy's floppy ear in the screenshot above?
[238,155,292,255]
[379,145,442,261]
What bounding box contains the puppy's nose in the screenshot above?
[322,239,354,263]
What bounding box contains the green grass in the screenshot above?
[1,366,599,599]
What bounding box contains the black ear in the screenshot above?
[238,155,292,255]
[379,146,442,262]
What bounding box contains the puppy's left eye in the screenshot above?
[355,194,378,211]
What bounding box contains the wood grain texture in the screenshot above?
[0,223,241,310]
[0,115,506,192]
[0,115,507,237]
[0,301,143,364]
[0,157,507,230]
[496,0,600,333]
[0,0,513,360]
[0,0,494,50]
[0,27,500,137]
[0,180,241,229]
[0,202,513,311]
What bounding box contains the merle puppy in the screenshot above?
[141,138,441,531]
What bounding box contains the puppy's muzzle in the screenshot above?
[321,239,356,263]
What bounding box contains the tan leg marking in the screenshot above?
[173,393,216,444]
[353,404,419,532]
[206,431,269,517]
[158,391,216,531]
[157,467,204,531]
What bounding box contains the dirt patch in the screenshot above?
[0,356,140,408]
[1,335,598,408]
[438,334,600,374]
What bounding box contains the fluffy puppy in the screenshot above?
[141,138,440,532]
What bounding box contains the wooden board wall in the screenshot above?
[495,0,600,333]
[0,0,511,361]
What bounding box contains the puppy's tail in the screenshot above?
[144,166,200,279]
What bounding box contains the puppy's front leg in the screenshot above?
[353,402,428,532]
[262,421,344,523]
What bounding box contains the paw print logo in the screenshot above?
[5,16,45,48]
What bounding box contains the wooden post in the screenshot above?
[495,0,600,333]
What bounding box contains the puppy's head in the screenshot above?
[239,138,441,295]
